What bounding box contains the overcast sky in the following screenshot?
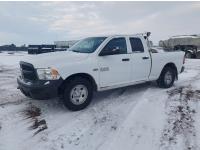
[0,1,200,46]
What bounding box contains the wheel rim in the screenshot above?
[164,71,173,85]
[70,84,88,105]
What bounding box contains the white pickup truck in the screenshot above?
[17,32,185,111]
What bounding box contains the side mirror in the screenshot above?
[99,47,120,56]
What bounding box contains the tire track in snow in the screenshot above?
[160,71,200,150]
[99,85,167,150]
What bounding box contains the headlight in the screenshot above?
[36,68,60,80]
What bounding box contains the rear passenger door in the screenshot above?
[129,37,151,82]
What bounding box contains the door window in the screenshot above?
[129,38,144,52]
[101,38,127,55]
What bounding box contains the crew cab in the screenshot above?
[17,32,185,111]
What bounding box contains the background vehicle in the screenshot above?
[159,34,200,58]
[17,32,185,111]
[28,44,67,54]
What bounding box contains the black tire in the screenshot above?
[157,67,176,88]
[63,77,93,111]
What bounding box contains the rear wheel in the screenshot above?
[63,77,93,111]
[157,67,175,88]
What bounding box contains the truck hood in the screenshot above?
[21,51,89,68]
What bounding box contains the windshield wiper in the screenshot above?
[72,50,82,53]
[71,50,90,53]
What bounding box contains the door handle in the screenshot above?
[142,56,149,60]
[122,58,130,61]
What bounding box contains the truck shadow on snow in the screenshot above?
[92,82,153,105]
[27,82,153,111]
[161,85,200,150]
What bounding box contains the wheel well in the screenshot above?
[161,63,178,80]
[58,73,97,96]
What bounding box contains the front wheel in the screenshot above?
[157,67,176,88]
[63,77,93,111]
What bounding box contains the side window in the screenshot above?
[129,38,144,52]
[101,38,127,55]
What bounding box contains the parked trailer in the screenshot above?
[159,35,200,58]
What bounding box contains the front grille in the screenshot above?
[20,61,37,81]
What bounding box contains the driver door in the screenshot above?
[98,37,131,88]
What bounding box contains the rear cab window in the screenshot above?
[129,37,144,53]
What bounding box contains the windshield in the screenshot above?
[69,37,107,53]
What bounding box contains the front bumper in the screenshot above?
[17,77,63,100]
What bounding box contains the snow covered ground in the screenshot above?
[0,51,200,150]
